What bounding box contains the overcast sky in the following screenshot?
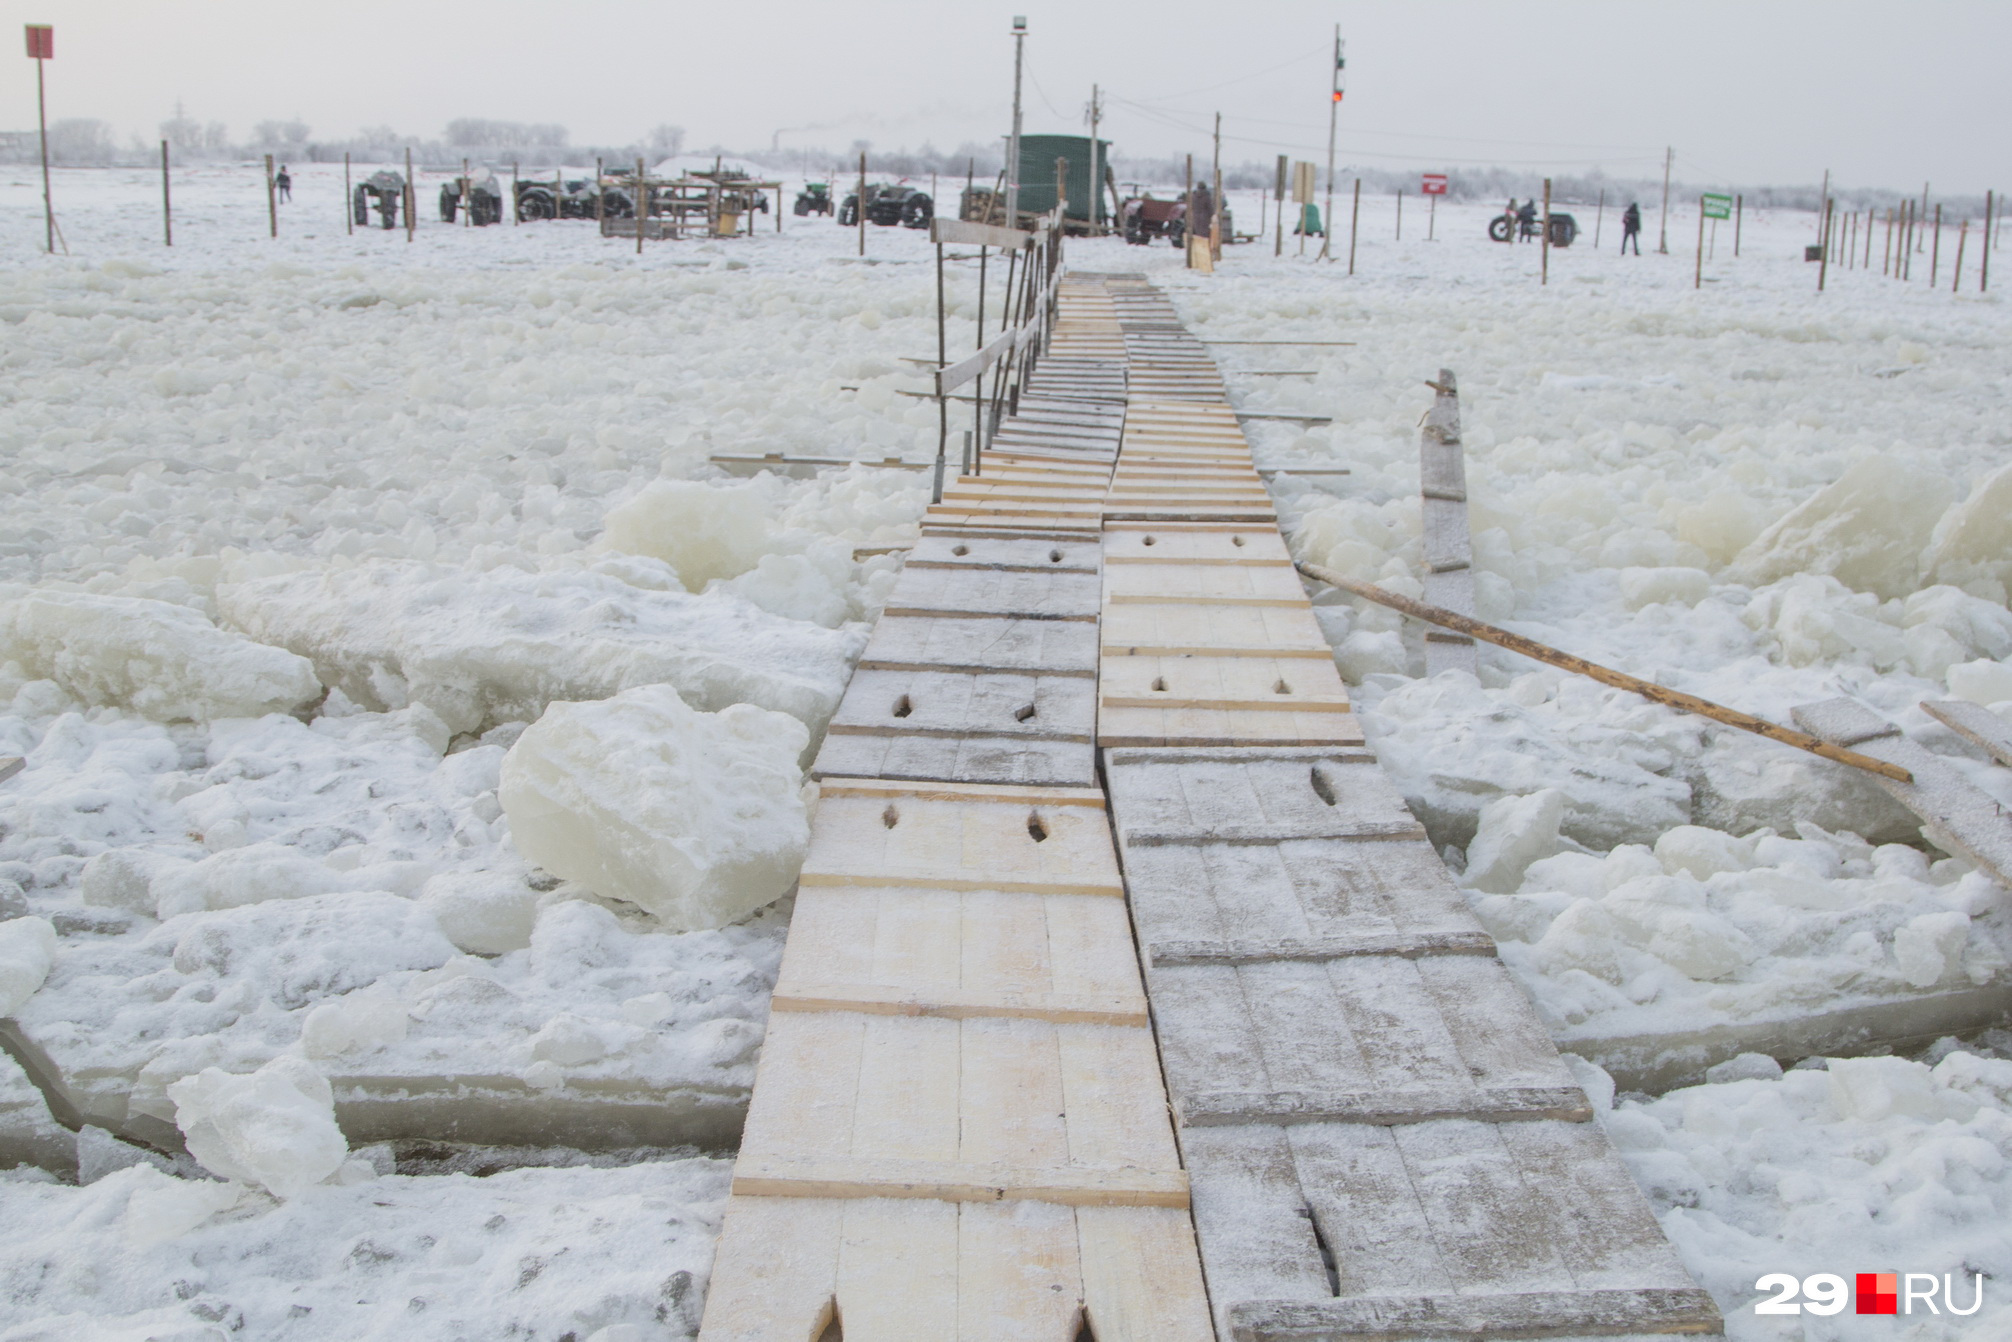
[6,1,2007,191]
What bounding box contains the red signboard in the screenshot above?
[1421,173,1448,196]
[24,24,52,58]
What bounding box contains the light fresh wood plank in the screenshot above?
[810,732,1096,789]
[835,1198,960,1341]
[732,1154,1191,1206]
[1104,563,1308,603]
[1057,1023,1186,1170]
[1098,654,1348,710]
[1101,601,1331,657]
[958,1201,1086,1341]
[1097,705,1367,750]
[1076,1206,1219,1342]
[737,1012,864,1163]
[825,669,1095,741]
[958,1016,1071,1169]
[771,982,1148,1027]
[696,1195,844,1341]
[802,789,1124,895]
[852,1014,961,1163]
[858,614,1099,676]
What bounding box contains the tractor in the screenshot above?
[795,182,833,216]
[1119,194,1187,246]
[439,172,505,226]
[514,177,633,222]
[352,170,405,230]
[839,182,933,229]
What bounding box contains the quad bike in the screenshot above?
[795,182,833,216]
[352,170,405,229]
[1489,211,1579,246]
[439,173,505,225]
[839,182,933,229]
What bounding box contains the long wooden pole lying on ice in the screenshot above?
[1295,562,1915,784]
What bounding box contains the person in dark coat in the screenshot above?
[1621,201,1642,253]
[276,165,292,202]
[1516,198,1538,241]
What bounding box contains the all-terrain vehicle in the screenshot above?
[439,172,505,226]
[839,183,934,229]
[352,170,405,230]
[1119,194,1187,246]
[514,178,634,222]
[795,182,833,216]
[1489,211,1579,246]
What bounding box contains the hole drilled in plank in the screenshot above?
[882,805,900,829]
[1151,677,1168,692]
[1309,765,1339,807]
[1141,535,1156,546]
[1232,534,1246,546]
[1073,1309,1098,1342]
[816,1301,842,1342]
[1027,811,1050,843]
[1274,678,1292,695]
[952,544,970,556]
[1014,702,1038,722]
[1049,548,1064,563]
[891,694,914,719]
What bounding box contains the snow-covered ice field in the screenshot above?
[2,160,2009,1338]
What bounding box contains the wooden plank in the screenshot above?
[958,1202,1085,1340]
[1104,751,1424,844]
[1225,1288,1724,1340]
[0,757,22,785]
[824,669,1095,742]
[1175,1085,1592,1127]
[858,614,1099,676]
[771,982,1147,1027]
[835,1199,960,1341]
[1177,1125,1334,1321]
[1076,1206,1219,1342]
[1104,563,1308,602]
[801,787,1124,895]
[883,566,1102,620]
[1103,527,1293,565]
[732,1154,1191,1207]
[1923,697,2012,766]
[812,731,1095,788]
[696,1196,844,1341]
[1102,602,1332,657]
[1147,931,1496,966]
[1792,697,2012,883]
[1097,706,1367,751]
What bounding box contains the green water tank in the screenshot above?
[1015,134,1111,226]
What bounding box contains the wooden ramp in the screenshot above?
[1096,284,1721,1342]
[701,275,1216,1342]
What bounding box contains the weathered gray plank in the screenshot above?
[0,757,22,785]
[1496,1122,1700,1291]
[1792,697,2012,883]
[1177,1086,1590,1127]
[1225,1287,1723,1341]
[1105,751,1422,844]
[1177,1124,1335,1325]
[882,566,1102,620]
[812,733,1095,789]
[825,669,1093,741]
[1386,1119,1576,1293]
[1286,1123,1454,1300]
[858,615,1099,676]
[1922,698,2012,766]
[905,534,1102,573]
[1147,930,1495,967]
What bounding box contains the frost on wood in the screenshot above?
[0,592,320,722]
[500,686,811,929]
[168,1054,349,1199]
[1728,456,1954,600]
[218,559,865,738]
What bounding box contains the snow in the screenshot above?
[3,162,2008,1335]
[498,687,811,929]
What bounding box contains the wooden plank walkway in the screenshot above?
[704,275,1216,1342]
[1096,283,1723,1342]
[705,272,1718,1340]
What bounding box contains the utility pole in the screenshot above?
[27,24,55,254]
[1321,29,1343,261]
[1005,16,1026,226]
[1088,85,1102,235]
[1657,146,1672,254]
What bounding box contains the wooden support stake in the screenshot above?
[344,152,353,236]
[404,147,415,242]
[511,161,518,226]
[462,156,472,228]
[1593,187,1604,248]
[1347,177,1360,275]
[264,153,278,238]
[1394,187,1401,240]
[1984,190,1994,292]
[1734,193,1742,256]
[1295,562,1915,783]
[636,156,646,254]
[857,151,867,257]
[159,140,171,247]
[1931,202,1942,285]
[1542,177,1552,286]
[1817,197,1833,291]
[1694,193,1705,289]
[1952,219,1968,293]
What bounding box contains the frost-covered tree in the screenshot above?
[46,118,114,164]
[647,124,685,157]
[252,119,310,148]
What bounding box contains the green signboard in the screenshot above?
[1702,192,1733,220]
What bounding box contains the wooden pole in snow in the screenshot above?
[344,152,353,236]
[1983,191,1994,292]
[1348,177,1360,275]
[1542,177,1552,286]
[1395,188,1401,240]
[857,152,866,257]
[404,147,415,242]
[1295,562,1915,784]
[1593,188,1604,248]
[160,140,172,246]
[1952,219,1968,292]
[1694,194,1705,288]
[1931,202,1942,285]
[1733,193,1742,256]
[1817,197,1833,291]
[265,153,278,238]
[636,156,646,254]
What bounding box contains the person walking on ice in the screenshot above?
[1620,200,1641,253]
[276,165,292,203]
